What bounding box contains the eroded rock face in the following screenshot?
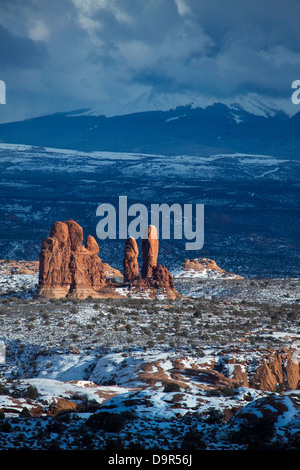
[141,225,159,278]
[251,349,300,392]
[129,263,178,298]
[125,226,180,298]
[39,221,180,299]
[123,237,139,283]
[176,258,244,279]
[39,220,107,299]
[47,398,78,417]
[150,264,175,290]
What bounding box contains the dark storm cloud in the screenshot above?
[0,24,47,69]
[0,0,299,121]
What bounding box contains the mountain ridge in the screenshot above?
[0,100,299,158]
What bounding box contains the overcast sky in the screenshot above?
[0,0,299,122]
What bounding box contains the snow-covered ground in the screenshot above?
[0,143,298,181]
[0,268,298,450]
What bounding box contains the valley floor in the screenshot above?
[0,274,299,451]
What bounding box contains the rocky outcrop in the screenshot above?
[123,237,139,283]
[229,394,299,445]
[141,225,159,278]
[47,398,78,417]
[126,226,181,299]
[149,265,176,290]
[0,258,122,281]
[102,263,123,280]
[128,264,179,299]
[39,220,110,299]
[0,260,39,275]
[38,220,179,299]
[251,349,300,392]
[174,258,243,279]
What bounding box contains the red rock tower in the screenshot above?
[39,220,106,298]
[123,237,139,283]
[141,225,159,278]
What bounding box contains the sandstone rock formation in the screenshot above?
[47,397,78,417]
[123,237,139,283]
[174,258,243,279]
[0,260,39,275]
[141,225,159,278]
[149,264,175,290]
[39,220,109,299]
[0,257,122,280]
[102,263,123,280]
[251,349,299,392]
[38,220,179,299]
[126,226,180,299]
[230,394,299,434]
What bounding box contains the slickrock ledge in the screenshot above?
[174,257,244,279]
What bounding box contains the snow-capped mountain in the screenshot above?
[78,88,297,119]
[0,96,299,158]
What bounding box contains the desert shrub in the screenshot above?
[24,385,39,400]
[180,430,206,450]
[193,307,202,318]
[86,410,136,433]
[204,407,225,424]
[0,420,11,432]
[220,386,236,397]
[75,394,101,413]
[0,382,9,395]
[163,382,181,393]
[104,437,124,450]
[20,407,31,418]
[231,416,276,449]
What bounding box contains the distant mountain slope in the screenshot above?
[0,143,299,277]
[0,103,299,158]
